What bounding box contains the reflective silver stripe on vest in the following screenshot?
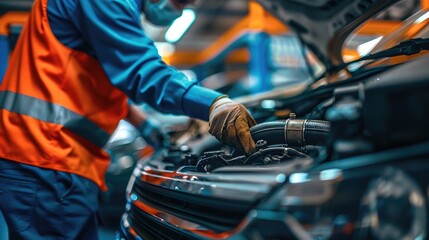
[0,91,110,148]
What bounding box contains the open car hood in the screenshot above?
[255,0,401,71]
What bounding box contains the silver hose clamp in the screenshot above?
[285,119,307,146]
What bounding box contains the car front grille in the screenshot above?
[131,179,254,233]
[128,204,199,240]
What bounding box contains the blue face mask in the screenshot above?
[144,0,182,26]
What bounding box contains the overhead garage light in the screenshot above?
[154,42,176,57]
[165,9,196,43]
[357,36,383,57]
[415,11,429,24]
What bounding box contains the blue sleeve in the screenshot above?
[75,0,221,120]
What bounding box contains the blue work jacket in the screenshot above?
[47,0,221,120]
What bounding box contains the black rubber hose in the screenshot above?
[250,120,330,146]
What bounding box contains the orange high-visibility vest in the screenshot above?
[0,0,128,190]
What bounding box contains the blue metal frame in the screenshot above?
[192,32,273,94]
[192,33,249,82]
[248,32,272,93]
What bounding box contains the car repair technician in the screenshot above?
[0,0,256,239]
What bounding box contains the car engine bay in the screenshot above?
[144,54,429,176]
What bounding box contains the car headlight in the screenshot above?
[358,167,426,240]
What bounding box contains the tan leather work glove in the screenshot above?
[208,97,257,155]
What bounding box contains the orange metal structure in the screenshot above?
[422,0,429,9]
[164,0,288,67]
[356,20,402,35]
[0,12,29,35]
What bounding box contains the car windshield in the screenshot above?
[342,0,429,71]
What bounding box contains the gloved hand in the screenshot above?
[137,118,170,149]
[208,97,257,155]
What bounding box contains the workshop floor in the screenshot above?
[98,212,122,240]
[99,226,117,240]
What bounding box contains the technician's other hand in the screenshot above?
[208,97,257,155]
[138,118,169,149]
